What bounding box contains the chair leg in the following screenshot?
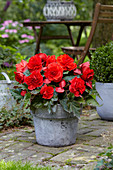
[88,53,92,60]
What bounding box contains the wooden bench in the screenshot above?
[61,3,113,65]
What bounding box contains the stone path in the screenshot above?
[0,109,113,169]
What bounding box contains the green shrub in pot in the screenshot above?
[91,41,113,83]
[91,41,113,120]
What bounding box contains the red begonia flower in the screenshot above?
[69,77,85,97]
[38,53,49,66]
[16,60,28,73]
[24,70,43,90]
[14,71,25,84]
[81,67,94,82]
[80,61,90,71]
[21,90,27,96]
[40,84,54,99]
[46,55,56,66]
[44,62,63,83]
[27,54,42,72]
[57,54,77,71]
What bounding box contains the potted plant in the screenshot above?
[11,53,98,147]
[91,41,113,120]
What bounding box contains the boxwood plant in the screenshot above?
[91,41,113,83]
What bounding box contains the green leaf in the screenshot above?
[68,92,75,99]
[31,95,44,108]
[86,95,101,107]
[44,101,49,106]
[30,89,40,95]
[10,89,23,100]
[52,104,57,113]
[63,75,75,81]
[59,98,69,112]
[48,103,52,114]
[63,71,69,74]
[23,93,31,109]
[96,159,104,168]
[15,83,28,90]
[23,69,31,76]
[75,97,85,104]
[68,101,81,119]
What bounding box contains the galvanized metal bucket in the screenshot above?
[96,82,113,120]
[31,104,79,147]
[0,72,15,110]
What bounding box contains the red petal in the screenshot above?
[80,61,90,68]
[55,87,64,93]
[73,69,81,75]
[43,79,51,84]
[43,67,47,71]
[86,81,92,88]
[59,79,66,88]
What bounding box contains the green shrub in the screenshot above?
[0,44,26,68]
[94,145,113,170]
[91,41,113,83]
[0,103,33,131]
[0,44,27,80]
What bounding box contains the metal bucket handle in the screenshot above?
[1,72,11,84]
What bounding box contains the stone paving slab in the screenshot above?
[0,109,113,169]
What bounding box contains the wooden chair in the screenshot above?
[61,3,113,65]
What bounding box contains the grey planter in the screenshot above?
[96,82,113,120]
[0,72,15,110]
[31,104,79,147]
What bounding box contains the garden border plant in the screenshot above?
[0,160,53,170]
[91,41,113,83]
[91,41,113,120]
[94,145,113,170]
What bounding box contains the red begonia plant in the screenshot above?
[11,53,99,118]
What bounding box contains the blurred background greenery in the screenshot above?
[0,0,93,56]
[0,0,112,80]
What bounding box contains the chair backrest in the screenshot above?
[78,3,113,65]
